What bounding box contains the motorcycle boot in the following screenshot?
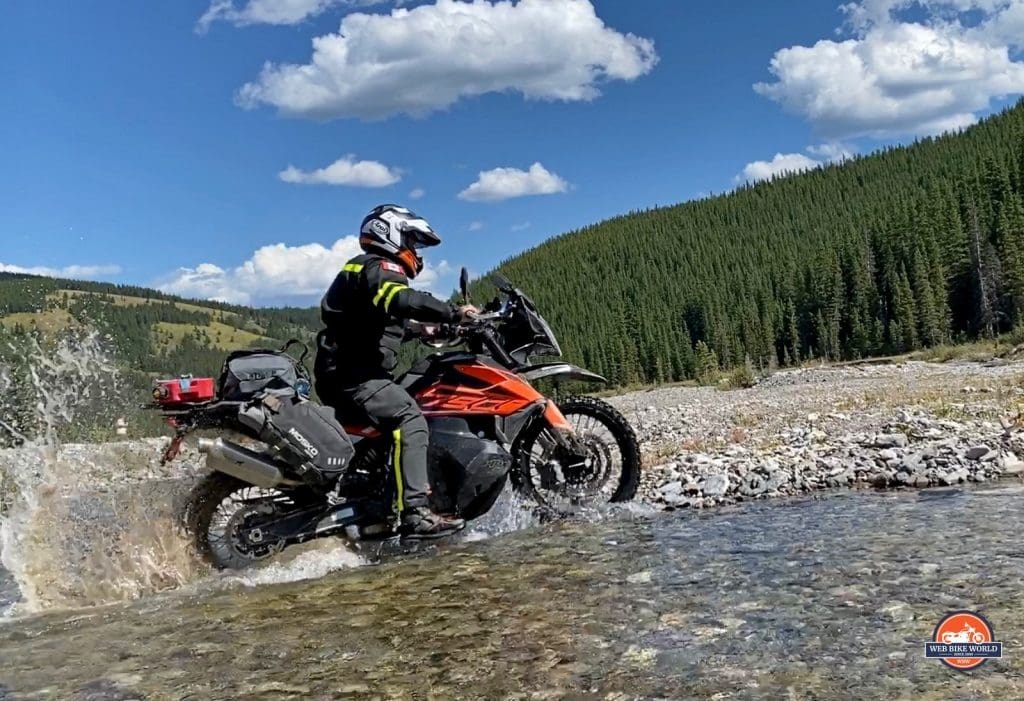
[400,507,466,540]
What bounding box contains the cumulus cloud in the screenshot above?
[737,142,858,183]
[737,153,822,184]
[158,237,453,306]
[236,0,658,120]
[458,163,570,203]
[0,262,122,280]
[197,0,388,32]
[278,155,401,187]
[807,142,856,161]
[755,0,1024,139]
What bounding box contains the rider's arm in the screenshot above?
[367,260,458,324]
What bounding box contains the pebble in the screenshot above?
[874,433,909,449]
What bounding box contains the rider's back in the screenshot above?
[318,252,406,383]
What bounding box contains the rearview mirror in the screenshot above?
[459,267,470,304]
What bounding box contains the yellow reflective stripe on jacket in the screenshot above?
[392,429,405,514]
[342,263,363,274]
[373,281,408,307]
[383,284,406,312]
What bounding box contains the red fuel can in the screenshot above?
[153,376,216,405]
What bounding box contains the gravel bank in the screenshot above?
[606,360,1024,510]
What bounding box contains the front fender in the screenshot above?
[518,362,607,385]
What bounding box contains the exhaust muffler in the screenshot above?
[198,438,302,489]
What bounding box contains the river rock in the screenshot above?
[939,469,969,486]
[877,448,898,462]
[964,445,995,461]
[900,452,924,473]
[739,475,767,497]
[873,433,909,449]
[999,454,1024,475]
[894,471,915,486]
[657,481,683,499]
[699,472,730,498]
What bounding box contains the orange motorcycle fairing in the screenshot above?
[543,400,572,431]
[415,362,547,417]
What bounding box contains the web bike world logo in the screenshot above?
[925,611,1003,671]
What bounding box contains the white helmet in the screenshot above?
[359,204,441,278]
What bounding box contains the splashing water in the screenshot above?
[0,335,202,615]
[461,484,544,542]
[224,540,365,589]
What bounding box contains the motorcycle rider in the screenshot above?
[315,204,477,539]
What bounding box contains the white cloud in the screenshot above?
[467,221,485,232]
[510,221,531,232]
[158,237,454,306]
[278,154,401,187]
[755,0,1024,139]
[236,0,658,120]
[0,262,122,280]
[737,153,822,184]
[807,142,856,161]
[409,187,425,200]
[458,163,569,203]
[197,0,388,32]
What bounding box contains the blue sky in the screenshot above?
[3,0,1023,305]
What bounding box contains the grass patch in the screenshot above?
[719,360,757,390]
[0,309,77,334]
[910,341,1002,363]
[50,290,260,330]
[153,321,269,352]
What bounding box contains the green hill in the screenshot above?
[483,100,1024,386]
[0,274,321,379]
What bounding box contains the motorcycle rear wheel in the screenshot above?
[185,472,292,570]
[513,395,641,511]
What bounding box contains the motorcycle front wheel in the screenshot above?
[513,395,641,512]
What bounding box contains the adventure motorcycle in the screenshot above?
[150,269,641,570]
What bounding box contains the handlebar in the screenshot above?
[415,313,520,370]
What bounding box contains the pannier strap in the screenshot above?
[261,394,283,412]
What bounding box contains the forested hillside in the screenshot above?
[485,100,1024,386]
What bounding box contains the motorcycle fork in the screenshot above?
[531,403,590,486]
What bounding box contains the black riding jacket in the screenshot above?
[316,253,458,384]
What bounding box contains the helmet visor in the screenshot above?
[400,219,441,249]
